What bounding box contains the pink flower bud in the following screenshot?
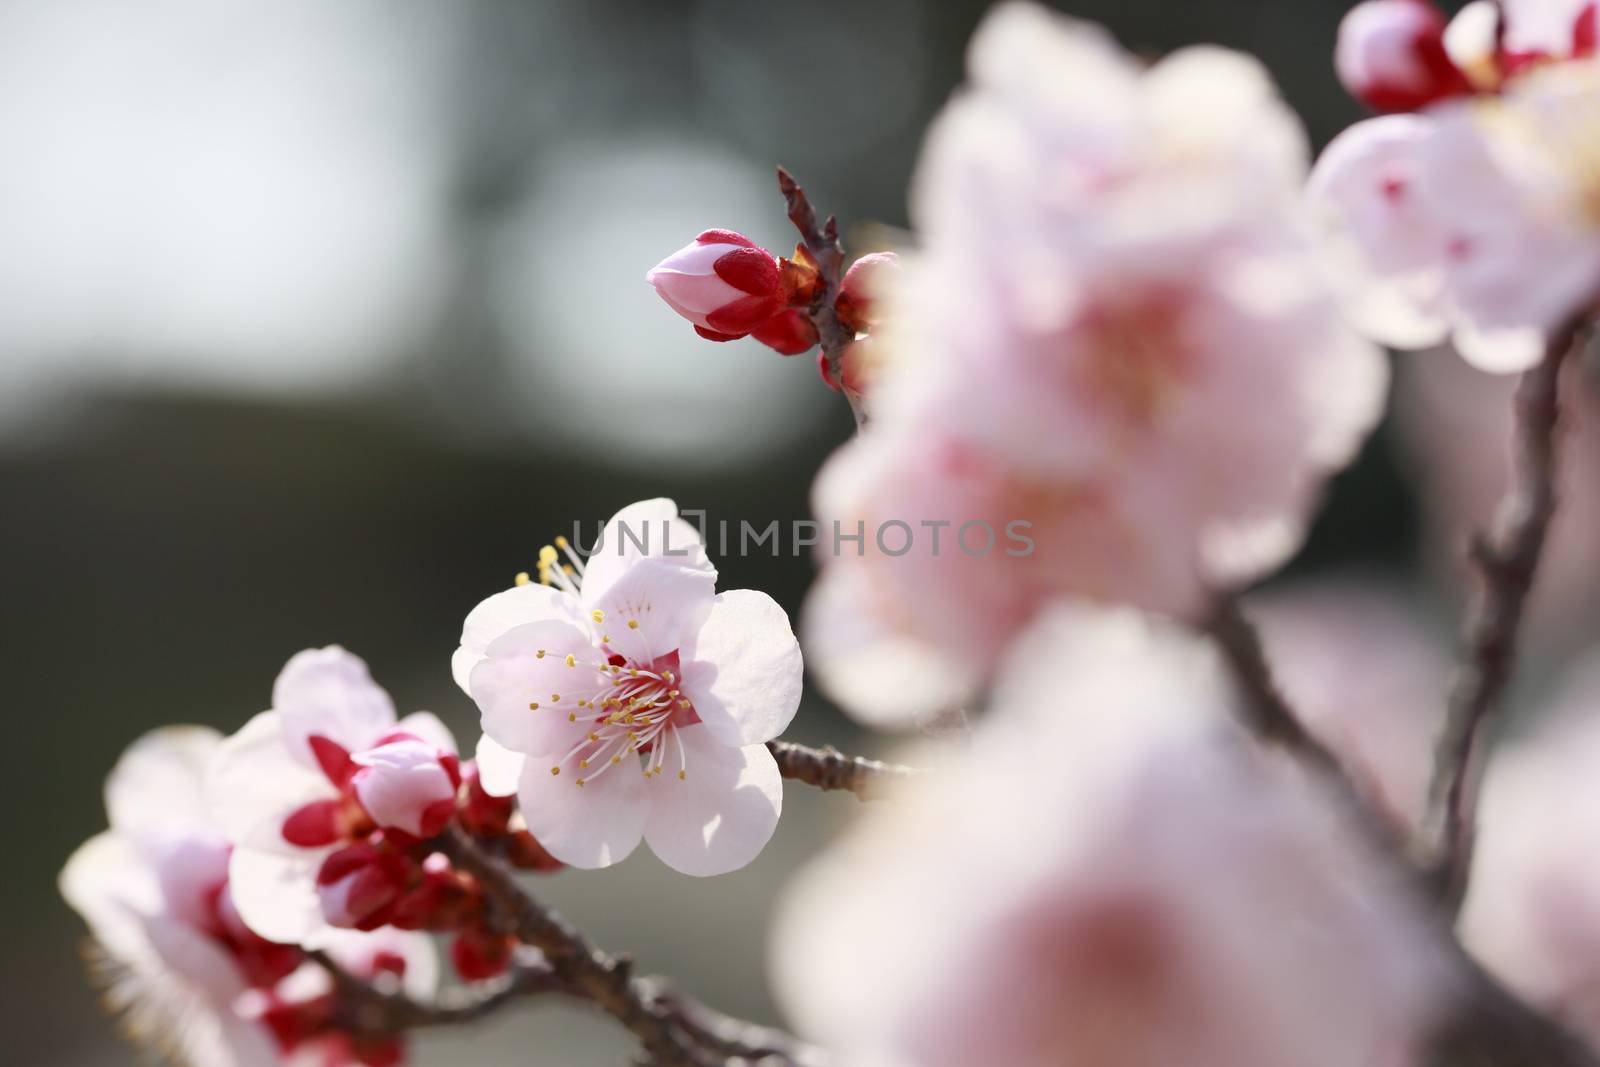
[750,308,819,356]
[647,229,785,340]
[350,736,459,839]
[834,251,900,333]
[316,843,408,930]
[1335,0,1472,112]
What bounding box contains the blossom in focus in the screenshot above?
[1461,653,1600,1045]
[456,498,802,875]
[805,2,1387,725]
[773,604,1456,1067]
[206,648,460,943]
[1309,3,1600,372]
[1336,0,1472,112]
[1249,578,1446,833]
[60,726,434,1067]
[646,229,789,342]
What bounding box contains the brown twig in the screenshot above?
[768,740,919,800]
[310,949,572,1035]
[777,167,866,429]
[1422,319,1586,913]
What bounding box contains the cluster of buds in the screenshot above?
[1336,0,1598,111]
[647,227,900,400]
[250,950,413,1067]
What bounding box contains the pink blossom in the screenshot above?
[804,3,1386,724]
[456,498,802,875]
[1310,10,1600,372]
[646,229,787,342]
[206,648,459,943]
[60,727,435,1067]
[1336,0,1473,112]
[773,604,1457,1067]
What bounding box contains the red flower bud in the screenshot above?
[1335,0,1472,112]
[749,309,819,356]
[648,230,785,339]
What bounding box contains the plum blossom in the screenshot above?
[804,2,1387,725]
[773,604,1457,1067]
[1309,1,1600,372]
[646,229,790,342]
[1461,652,1600,1045]
[60,726,435,1067]
[207,648,460,944]
[1336,0,1472,112]
[455,498,802,876]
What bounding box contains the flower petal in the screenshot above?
[516,742,649,869]
[207,711,333,852]
[227,845,326,945]
[105,725,223,836]
[581,498,714,608]
[474,734,525,797]
[394,711,458,755]
[453,582,579,693]
[678,589,803,747]
[60,831,161,963]
[586,555,718,666]
[273,647,397,768]
[470,620,604,754]
[642,729,782,877]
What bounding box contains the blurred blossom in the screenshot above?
[1308,2,1600,373]
[0,0,455,423]
[773,603,1456,1067]
[1250,578,1446,834]
[805,2,1387,726]
[59,726,435,1067]
[491,139,831,469]
[1462,652,1600,1044]
[1397,346,1600,648]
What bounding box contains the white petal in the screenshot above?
[453,582,578,693]
[469,619,602,754]
[516,742,649,869]
[227,845,326,945]
[582,498,714,609]
[60,832,161,963]
[800,565,982,729]
[309,927,440,1001]
[105,725,223,836]
[143,912,250,998]
[207,711,332,852]
[394,710,458,755]
[1453,321,1548,374]
[474,734,525,797]
[585,554,718,666]
[272,646,397,766]
[643,730,782,877]
[678,589,803,747]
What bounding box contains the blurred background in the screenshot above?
[9,0,1594,1063]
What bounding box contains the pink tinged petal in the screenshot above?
[474,734,525,797]
[585,555,718,666]
[104,725,223,836]
[207,712,333,852]
[647,241,752,326]
[678,589,804,747]
[227,845,327,944]
[60,832,164,963]
[453,582,578,693]
[273,646,397,768]
[642,728,782,877]
[350,739,459,838]
[281,799,348,848]
[394,711,459,756]
[516,741,649,870]
[142,912,251,999]
[470,619,603,754]
[1453,321,1548,374]
[310,927,439,1001]
[150,830,232,929]
[582,498,714,608]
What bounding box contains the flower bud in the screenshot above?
[505,830,565,873]
[834,251,900,333]
[838,336,883,400]
[750,309,819,356]
[316,843,408,930]
[647,230,785,340]
[350,736,459,839]
[450,924,516,981]
[1336,0,1472,112]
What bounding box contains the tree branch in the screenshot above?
[1422,319,1587,913]
[768,740,920,800]
[777,167,866,429]
[310,949,573,1035]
